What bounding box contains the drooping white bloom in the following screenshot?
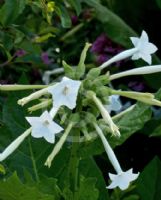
[47,77,81,109]
[0,128,31,161]
[94,123,139,190]
[107,169,139,190]
[99,30,157,70]
[130,31,157,64]
[105,95,122,113]
[26,111,63,143]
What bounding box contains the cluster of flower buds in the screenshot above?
[1,31,161,190]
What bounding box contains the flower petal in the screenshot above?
[141,53,152,64]
[130,37,139,46]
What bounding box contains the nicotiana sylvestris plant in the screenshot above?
[0,31,161,191]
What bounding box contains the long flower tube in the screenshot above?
[45,122,73,168]
[0,84,46,91]
[111,90,161,107]
[0,128,32,161]
[110,65,161,81]
[99,48,138,70]
[94,123,139,190]
[91,92,120,137]
[18,87,49,106]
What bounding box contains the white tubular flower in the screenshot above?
[26,111,63,143]
[105,95,122,113]
[92,93,120,137]
[94,123,139,190]
[130,30,157,64]
[107,169,139,190]
[18,87,48,106]
[47,77,81,110]
[45,122,73,168]
[110,65,161,81]
[99,30,157,70]
[0,128,32,161]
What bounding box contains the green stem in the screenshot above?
[28,137,39,182]
[60,23,84,41]
[68,130,80,199]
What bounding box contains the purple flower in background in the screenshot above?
[41,52,52,65]
[15,49,26,57]
[91,33,124,65]
[96,54,109,64]
[91,34,110,54]
[71,15,78,25]
[128,81,145,92]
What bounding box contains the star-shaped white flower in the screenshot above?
[105,95,122,113]
[107,169,139,190]
[26,111,63,143]
[47,77,81,109]
[130,30,158,64]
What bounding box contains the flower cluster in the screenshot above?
[1,31,161,191]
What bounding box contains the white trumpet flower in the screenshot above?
[47,77,81,117]
[26,111,63,143]
[99,30,157,70]
[0,128,32,161]
[94,123,139,190]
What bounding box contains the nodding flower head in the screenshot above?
[107,169,139,190]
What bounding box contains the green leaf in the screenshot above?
[62,60,75,79]
[76,176,99,200]
[82,0,137,47]
[67,0,82,15]
[0,164,6,175]
[156,0,161,9]
[76,43,91,79]
[0,0,26,26]
[136,157,161,200]
[123,195,139,200]
[0,172,58,200]
[80,157,110,200]
[56,5,72,28]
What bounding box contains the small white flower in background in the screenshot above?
[94,123,139,190]
[107,169,139,190]
[26,111,63,143]
[130,30,158,64]
[48,77,81,109]
[105,95,122,113]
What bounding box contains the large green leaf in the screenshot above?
[67,0,82,16]
[76,176,99,200]
[136,157,161,200]
[0,0,26,26]
[80,157,110,200]
[82,0,137,47]
[0,172,59,200]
